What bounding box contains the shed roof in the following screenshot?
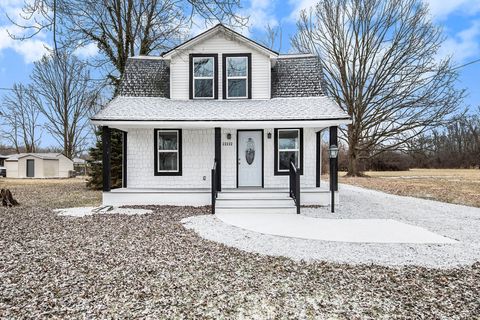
[6,153,64,161]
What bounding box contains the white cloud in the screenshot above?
[0,26,50,63]
[0,0,50,63]
[423,0,480,19]
[287,0,317,22]
[243,0,279,31]
[438,20,480,63]
[74,43,99,59]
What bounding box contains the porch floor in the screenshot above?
[110,187,330,193]
[216,213,457,244]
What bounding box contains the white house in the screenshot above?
[92,24,351,213]
[5,153,73,178]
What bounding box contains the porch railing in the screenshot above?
[289,161,300,214]
[211,160,218,214]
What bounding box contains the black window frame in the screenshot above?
[154,129,183,176]
[274,128,303,175]
[222,53,252,100]
[189,54,218,100]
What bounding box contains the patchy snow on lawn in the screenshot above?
[54,206,152,217]
[183,183,480,268]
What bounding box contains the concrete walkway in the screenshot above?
[216,213,457,244]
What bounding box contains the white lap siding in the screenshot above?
[127,128,215,188]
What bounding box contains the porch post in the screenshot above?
[316,130,321,187]
[329,126,338,192]
[102,126,111,192]
[122,131,127,188]
[215,127,221,191]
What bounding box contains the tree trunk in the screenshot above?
[1,189,19,207]
[346,147,361,176]
[346,125,363,177]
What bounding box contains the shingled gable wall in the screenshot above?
[271,56,325,98]
[118,58,170,97]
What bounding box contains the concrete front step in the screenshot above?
[216,198,295,206]
[217,192,291,200]
[215,207,297,214]
[215,190,297,214]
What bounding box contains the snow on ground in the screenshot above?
[182,184,480,268]
[55,206,152,217]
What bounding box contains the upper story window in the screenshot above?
[189,54,218,100]
[223,54,251,99]
[193,57,214,98]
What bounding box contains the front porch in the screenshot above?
[99,123,341,211]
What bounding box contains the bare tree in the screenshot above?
[291,0,464,176]
[1,84,42,153]
[8,0,248,89]
[260,23,282,52]
[30,52,99,159]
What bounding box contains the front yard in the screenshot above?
[338,168,480,207]
[1,179,480,318]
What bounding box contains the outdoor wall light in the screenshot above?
[267,132,272,139]
[329,145,339,159]
[226,133,232,140]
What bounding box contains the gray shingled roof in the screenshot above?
[92,96,349,121]
[271,55,325,98]
[118,58,169,97]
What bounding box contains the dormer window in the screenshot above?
[189,54,218,99]
[223,53,252,99]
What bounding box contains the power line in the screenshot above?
[451,58,480,71]
[0,57,479,92]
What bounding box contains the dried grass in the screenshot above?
[1,179,480,317]
[335,169,480,208]
[0,178,101,208]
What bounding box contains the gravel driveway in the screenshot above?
[185,184,480,268]
[1,181,480,318]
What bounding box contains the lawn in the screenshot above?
[1,179,479,318]
[337,169,480,208]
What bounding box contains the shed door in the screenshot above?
[26,159,35,177]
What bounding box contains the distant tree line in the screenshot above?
[323,111,480,172]
[408,110,480,169]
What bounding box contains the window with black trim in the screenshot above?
[274,128,303,175]
[190,54,218,99]
[223,53,251,99]
[154,129,182,176]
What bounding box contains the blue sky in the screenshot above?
[1,0,479,148]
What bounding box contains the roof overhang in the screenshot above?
[162,24,278,59]
[91,96,351,130]
[91,119,351,131]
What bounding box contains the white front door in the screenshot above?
[238,130,263,187]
